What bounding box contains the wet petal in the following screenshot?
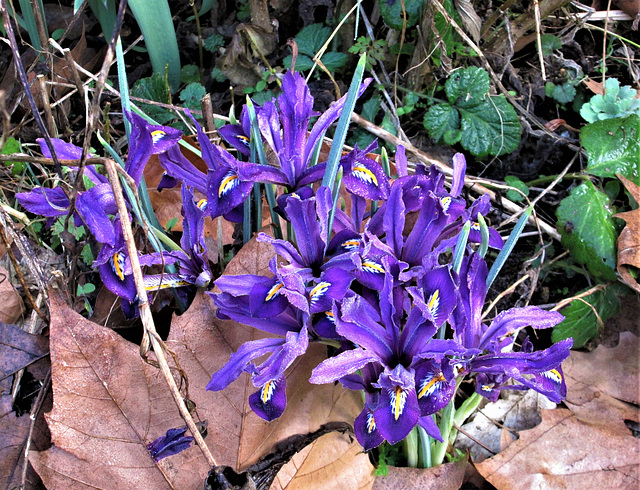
[249,376,287,421]
[354,405,385,450]
[373,365,420,445]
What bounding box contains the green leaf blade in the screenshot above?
[581,114,640,182]
[423,104,460,143]
[556,180,618,280]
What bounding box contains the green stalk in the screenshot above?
[432,398,455,466]
[243,195,252,244]
[18,0,46,51]
[417,424,432,468]
[486,206,532,289]
[477,214,490,259]
[380,147,391,177]
[449,392,483,445]
[403,427,419,468]
[452,221,471,274]
[115,35,131,138]
[246,97,282,239]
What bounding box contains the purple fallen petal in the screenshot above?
[147,426,193,462]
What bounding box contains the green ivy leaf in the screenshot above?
[423,104,460,143]
[581,114,640,182]
[131,74,173,124]
[294,23,332,57]
[1,137,25,175]
[458,96,521,157]
[179,83,207,111]
[320,52,348,72]
[541,34,562,55]
[181,64,200,84]
[552,283,627,348]
[203,33,224,53]
[378,0,427,30]
[550,82,576,104]
[556,180,618,280]
[444,66,490,107]
[504,175,529,202]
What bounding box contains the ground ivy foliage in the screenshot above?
[423,66,521,157]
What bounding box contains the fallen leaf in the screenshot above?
[614,175,640,293]
[0,265,25,324]
[475,408,639,488]
[563,332,640,424]
[372,457,467,490]
[270,431,374,490]
[0,322,50,489]
[583,77,604,96]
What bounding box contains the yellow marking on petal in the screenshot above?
[197,198,208,211]
[366,412,377,433]
[427,290,440,318]
[440,196,452,212]
[481,384,494,392]
[261,380,276,403]
[352,165,378,186]
[219,173,239,197]
[470,222,481,231]
[291,192,300,199]
[151,129,166,144]
[341,239,360,250]
[144,275,191,291]
[237,134,250,147]
[390,386,407,421]
[111,252,126,281]
[362,260,384,274]
[325,311,335,324]
[265,282,284,301]
[544,369,562,384]
[309,281,330,305]
[418,373,445,399]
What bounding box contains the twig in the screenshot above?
[103,157,217,468]
[350,112,562,241]
[452,422,498,455]
[551,282,609,313]
[20,368,51,489]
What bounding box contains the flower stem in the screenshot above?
[403,426,419,468]
[417,424,432,468]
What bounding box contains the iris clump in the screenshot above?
[15,70,572,466]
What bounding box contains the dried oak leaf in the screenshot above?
[475,408,639,488]
[614,175,640,293]
[563,332,640,424]
[32,236,365,488]
[0,265,25,324]
[270,431,374,490]
[372,457,467,490]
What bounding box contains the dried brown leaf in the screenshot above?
[270,431,374,490]
[372,457,467,490]
[614,175,640,293]
[0,265,25,324]
[563,332,640,424]
[583,77,605,96]
[475,408,639,488]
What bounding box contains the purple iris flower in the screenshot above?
[157,113,254,222]
[147,426,193,462]
[225,71,373,192]
[309,268,465,449]
[451,253,572,402]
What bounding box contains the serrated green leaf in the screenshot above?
[378,0,427,30]
[552,283,626,348]
[181,64,200,84]
[458,96,521,157]
[504,175,529,202]
[294,23,332,58]
[541,34,562,56]
[556,180,617,280]
[551,83,576,104]
[423,104,460,142]
[320,52,348,72]
[131,74,174,124]
[581,114,640,182]
[179,83,207,111]
[203,33,224,53]
[445,66,490,107]
[361,96,382,122]
[283,54,314,72]
[1,137,25,175]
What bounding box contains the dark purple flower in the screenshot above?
[147,426,193,462]
[451,253,571,402]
